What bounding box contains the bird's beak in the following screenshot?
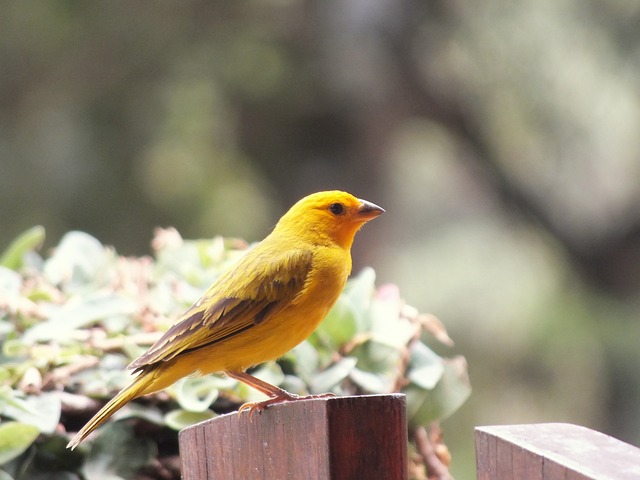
[356,199,385,221]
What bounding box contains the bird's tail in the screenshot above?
[66,370,154,450]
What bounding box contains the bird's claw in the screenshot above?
[237,392,337,420]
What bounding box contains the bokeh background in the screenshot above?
[3,2,640,477]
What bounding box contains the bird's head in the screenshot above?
[275,191,384,250]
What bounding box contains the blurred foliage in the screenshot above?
[3,2,640,478]
[0,227,468,480]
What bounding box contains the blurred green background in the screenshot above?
[3,1,640,477]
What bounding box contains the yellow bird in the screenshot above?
[67,190,384,449]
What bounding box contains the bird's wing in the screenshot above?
[129,248,313,369]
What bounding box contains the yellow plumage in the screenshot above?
[67,190,384,449]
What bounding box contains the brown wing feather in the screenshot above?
[129,247,313,369]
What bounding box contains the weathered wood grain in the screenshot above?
[180,394,408,480]
[476,423,640,480]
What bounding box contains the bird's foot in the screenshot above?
[238,392,337,419]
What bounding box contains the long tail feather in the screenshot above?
[66,372,153,450]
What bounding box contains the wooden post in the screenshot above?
[476,423,640,480]
[180,394,407,480]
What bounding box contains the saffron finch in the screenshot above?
[67,190,384,449]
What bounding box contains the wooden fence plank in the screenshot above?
[180,394,407,480]
[475,423,640,480]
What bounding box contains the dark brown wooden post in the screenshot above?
[476,423,640,480]
[180,394,407,480]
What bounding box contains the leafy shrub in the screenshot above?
[0,227,470,480]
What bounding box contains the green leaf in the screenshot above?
[196,236,227,268]
[0,226,45,271]
[404,356,471,428]
[23,293,136,343]
[0,386,36,415]
[43,231,111,289]
[0,268,22,327]
[289,341,319,384]
[164,409,216,431]
[309,357,357,394]
[314,268,377,351]
[108,403,165,427]
[343,268,376,308]
[349,367,392,393]
[317,295,358,349]
[351,339,401,374]
[341,267,376,331]
[0,268,21,295]
[368,293,415,348]
[0,422,39,465]
[204,374,238,391]
[174,376,219,413]
[407,341,444,390]
[82,422,155,480]
[2,339,29,358]
[280,374,308,395]
[0,470,14,480]
[1,393,61,434]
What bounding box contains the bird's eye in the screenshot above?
[329,203,345,215]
